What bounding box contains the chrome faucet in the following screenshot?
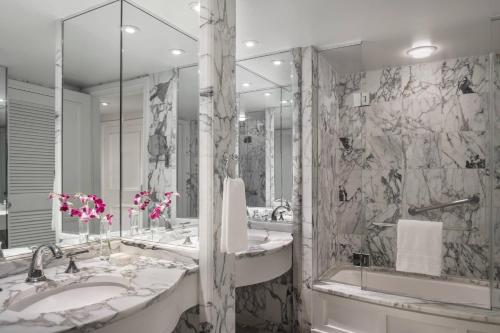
[26,244,63,283]
[271,201,292,221]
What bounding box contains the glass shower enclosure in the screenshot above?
[313,1,500,310]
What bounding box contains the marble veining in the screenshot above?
[148,69,178,219]
[236,269,293,333]
[314,53,493,281]
[0,255,197,333]
[239,111,266,206]
[198,0,237,331]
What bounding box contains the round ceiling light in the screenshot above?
[122,25,140,34]
[281,100,288,104]
[264,92,272,97]
[272,60,283,66]
[407,45,437,59]
[242,82,251,88]
[100,102,109,107]
[189,2,200,12]
[170,49,185,56]
[244,40,258,48]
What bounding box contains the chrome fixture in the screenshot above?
[271,201,292,221]
[408,195,480,216]
[183,236,193,245]
[26,244,63,283]
[65,249,90,273]
[223,153,239,178]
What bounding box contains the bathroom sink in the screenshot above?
[8,276,130,314]
[163,234,269,248]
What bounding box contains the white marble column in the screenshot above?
[198,0,237,331]
[53,21,63,239]
[297,46,317,332]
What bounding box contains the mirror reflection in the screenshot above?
[236,51,294,222]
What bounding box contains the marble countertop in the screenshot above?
[121,228,293,260]
[235,229,293,259]
[0,254,198,333]
[313,280,500,325]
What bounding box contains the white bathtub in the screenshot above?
[330,268,492,309]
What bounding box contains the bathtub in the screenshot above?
[330,268,492,309]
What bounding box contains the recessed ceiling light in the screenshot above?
[281,100,288,104]
[242,82,251,88]
[407,45,437,59]
[101,102,109,107]
[264,92,272,97]
[170,49,185,56]
[122,25,140,34]
[189,2,200,13]
[244,40,258,48]
[239,113,246,121]
[272,60,283,66]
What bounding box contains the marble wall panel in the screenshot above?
[147,69,178,218]
[198,0,237,331]
[314,54,493,283]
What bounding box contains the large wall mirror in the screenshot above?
[61,1,199,247]
[236,51,294,222]
[0,0,199,255]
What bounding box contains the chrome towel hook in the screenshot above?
[223,153,239,178]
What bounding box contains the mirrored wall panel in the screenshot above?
[60,1,198,249]
[237,51,294,222]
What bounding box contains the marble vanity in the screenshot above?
[0,242,198,333]
[123,226,293,287]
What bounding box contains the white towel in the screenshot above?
[221,178,248,253]
[396,219,443,276]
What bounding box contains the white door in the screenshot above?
[101,118,142,233]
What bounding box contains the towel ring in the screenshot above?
[223,153,239,178]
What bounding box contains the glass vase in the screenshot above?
[78,220,89,243]
[151,218,159,241]
[129,210,141,236]
[100,218,111,260]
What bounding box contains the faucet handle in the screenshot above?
[65,249,89,274]
[65,249,89,258]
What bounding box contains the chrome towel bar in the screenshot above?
[408,195,480,216]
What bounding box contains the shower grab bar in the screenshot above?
[408,195,480,216]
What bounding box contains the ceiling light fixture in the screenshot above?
[100,102,109,107]
[239,113,246,122]
[407,45,437,59]
[281,100,288,104]
[189,2,200,13]
[170,49,185,56]
[242,82,251,88]
[122,25,140,34]
[244,40,258,48]
[272,60,283,66]
[264,92,272,97]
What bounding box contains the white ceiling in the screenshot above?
[1,0,500,88]
[63,1,197,89]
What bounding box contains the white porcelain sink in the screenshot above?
[8,277,130,314]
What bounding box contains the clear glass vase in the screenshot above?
[150,218,159,241]
[129,210,143,236]
[78,220,89,243]
[100,218,111,260]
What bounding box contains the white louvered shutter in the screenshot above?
[7,96,55,247]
